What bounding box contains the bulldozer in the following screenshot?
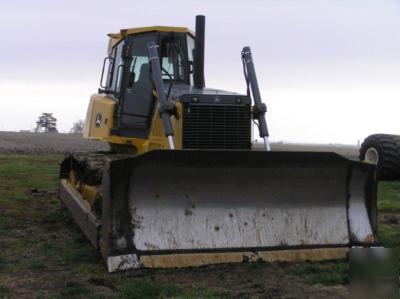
[59,16,378,272]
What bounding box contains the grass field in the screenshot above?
[0,155,399,298]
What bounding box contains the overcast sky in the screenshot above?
[1,0,400,144]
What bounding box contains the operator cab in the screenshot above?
[99,27,195,138]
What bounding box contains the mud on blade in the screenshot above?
[94,150,376,271]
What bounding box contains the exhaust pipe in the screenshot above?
[194,15,205,88]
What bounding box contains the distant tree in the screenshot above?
[35,113,58,133]
[70,119,85,134]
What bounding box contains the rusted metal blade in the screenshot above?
[99,150,376,271]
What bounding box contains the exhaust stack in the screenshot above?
[194,15,205,88]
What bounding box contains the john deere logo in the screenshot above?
[95,113,102,127]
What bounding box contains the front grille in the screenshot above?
[183,103,251,149]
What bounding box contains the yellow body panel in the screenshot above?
[84,94,183,154]
[141,101,182,152]
[84,94,116,139]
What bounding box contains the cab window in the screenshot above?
[160,33,189,83]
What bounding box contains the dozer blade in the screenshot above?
[60,150,377,272]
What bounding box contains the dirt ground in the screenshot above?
[0,131,109,154]
[0,131,359,157]
[0,132,396,298]
[0,184,349,299]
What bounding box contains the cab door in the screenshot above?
[115,32,157,138]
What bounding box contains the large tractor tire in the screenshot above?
[359,134,400,180]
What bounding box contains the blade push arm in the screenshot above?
[147,41,175,149]
[241,47,271,151]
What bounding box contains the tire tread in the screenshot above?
[360,134,400,180]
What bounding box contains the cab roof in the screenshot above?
[106,26,195,54]
[108,26,195,40]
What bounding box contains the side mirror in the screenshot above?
[100,56,113,89]
[100,56,114,89]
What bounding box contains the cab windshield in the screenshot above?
[160,33,190,83]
